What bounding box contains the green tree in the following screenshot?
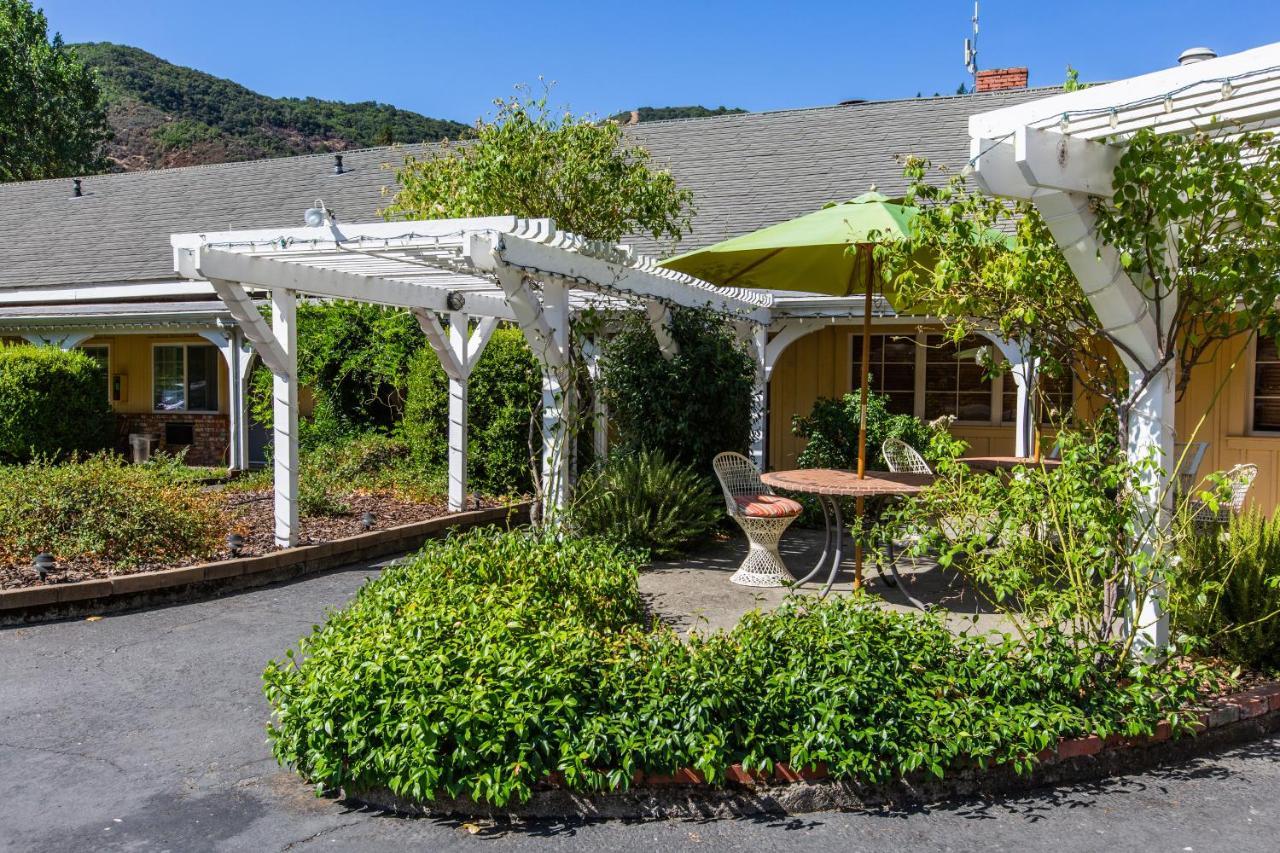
[383,85,694,243]
[0,0,110,181]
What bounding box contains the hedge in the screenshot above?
[264,528,1202,808]
[401,327,541,495]
[0,344,113,463]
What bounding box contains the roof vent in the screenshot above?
[1179,46,1217,65]
[71,178,82,198]
[334,154,344,175]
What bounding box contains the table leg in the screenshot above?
[880,532,928,611]
[792,494,833,586]
[819,497,845,599]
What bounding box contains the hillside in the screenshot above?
[72,43,470,171]
[609,105,748,124]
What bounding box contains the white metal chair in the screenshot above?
[712,452,802,587]
[1190,463,1257,534]
[1173,441,1210,496]
[882,437,933,475]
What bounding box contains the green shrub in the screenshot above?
[571,450,723,556]
[401,326,541,495]
[0,454,221,567]
[0,345,113,463]
[265,528,1203,808]
[599,308,755,475]
[792,388,942,471]
[1172,509,1280,669]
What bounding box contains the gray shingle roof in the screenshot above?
[0,87,1054,291]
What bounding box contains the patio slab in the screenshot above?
[642,527,1014,637]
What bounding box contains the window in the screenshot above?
[850,334,916,415]
[924,334,992,422]
[153,344,220,412]
[850,332,1072,425]
[1253,336,1280,432]
[78,345,110,402]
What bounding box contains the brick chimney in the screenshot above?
[975,67,1029,92]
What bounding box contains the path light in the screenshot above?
[361,512,375,531]
[34,553,55,582]
[226,533,245,558]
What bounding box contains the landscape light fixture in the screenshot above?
[361,511,375,531]
[304,199,334,227]
[226,532,245,558]
[33,553,55,582]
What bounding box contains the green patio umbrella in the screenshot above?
[660,191,939,587]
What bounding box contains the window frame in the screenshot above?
[151,342,221,415]
[1249,334,1280,435]
[847,331,1003,426]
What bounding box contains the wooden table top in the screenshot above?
[761,468,934,497]
[961,455,1063,472]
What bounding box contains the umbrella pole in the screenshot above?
[853,247,874,591]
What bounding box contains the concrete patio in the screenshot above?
[642,527,1015,637]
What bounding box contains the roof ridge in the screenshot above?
[625,85,1066,128]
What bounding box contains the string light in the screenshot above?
[1108,108,1119,130]
[1221,80,1234,99]
[1164,95,1174,114]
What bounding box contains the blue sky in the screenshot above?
[39,0,1280,122]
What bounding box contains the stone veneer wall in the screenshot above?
[117,412,228,467]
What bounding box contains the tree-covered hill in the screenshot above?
[71,42,470,171]
[609,105,747,124]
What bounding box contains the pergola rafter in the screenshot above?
[171,215,773,545]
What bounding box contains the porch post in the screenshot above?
[750,324,768,471]
[198,327,255,471]
[271,288,299,548]
[582,339,608,463]
[981,334,1039,459]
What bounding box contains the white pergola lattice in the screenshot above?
[969,42,1280,649]
[171,216,772,547]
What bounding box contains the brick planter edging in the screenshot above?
[351,681,1280,821]
[0,502,532,625]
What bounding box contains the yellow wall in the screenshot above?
[766,324,1280,512]
[81,334,229,414]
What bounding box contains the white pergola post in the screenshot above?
[414,309,498,512]
[749,324,769,470]
[582,338,608,463]
[198,326,255,471]
[537,280,574,518]
[271,288,299,548]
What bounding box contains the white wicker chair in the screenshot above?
[712,452,801,587]
[1190,463,1257,534]
[882,437,933,475]
[1173,441,1209,496]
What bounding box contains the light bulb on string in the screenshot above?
[1108,109,1119,130]
[1221,80,1234,100]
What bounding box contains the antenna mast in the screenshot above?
[964,1,979,87]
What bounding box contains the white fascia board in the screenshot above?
[478,232,773,324]
[187,246,516,321]
[170,216,539,252]
[1015,126,1122,198]
[969,41,1280,140]
[0,281,217,303]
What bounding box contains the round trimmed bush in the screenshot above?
[0,344,113,463]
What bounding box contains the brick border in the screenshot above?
[352,681,1280,820]
[0,502,531,625]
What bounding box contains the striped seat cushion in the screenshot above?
[734,493,803,518]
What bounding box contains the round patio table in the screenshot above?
[961,455,1062,473]
[761,469,933,599]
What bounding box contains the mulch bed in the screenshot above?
[0,489,492,590]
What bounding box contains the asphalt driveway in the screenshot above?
[2,556,1279,852]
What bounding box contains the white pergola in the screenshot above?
[170,216,772,548]
[969,41,1280,648]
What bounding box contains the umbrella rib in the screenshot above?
[720,247,788,286]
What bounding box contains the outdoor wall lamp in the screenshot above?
[33,553,55,582]
[226,533,245,558]
[303,199,335,227]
